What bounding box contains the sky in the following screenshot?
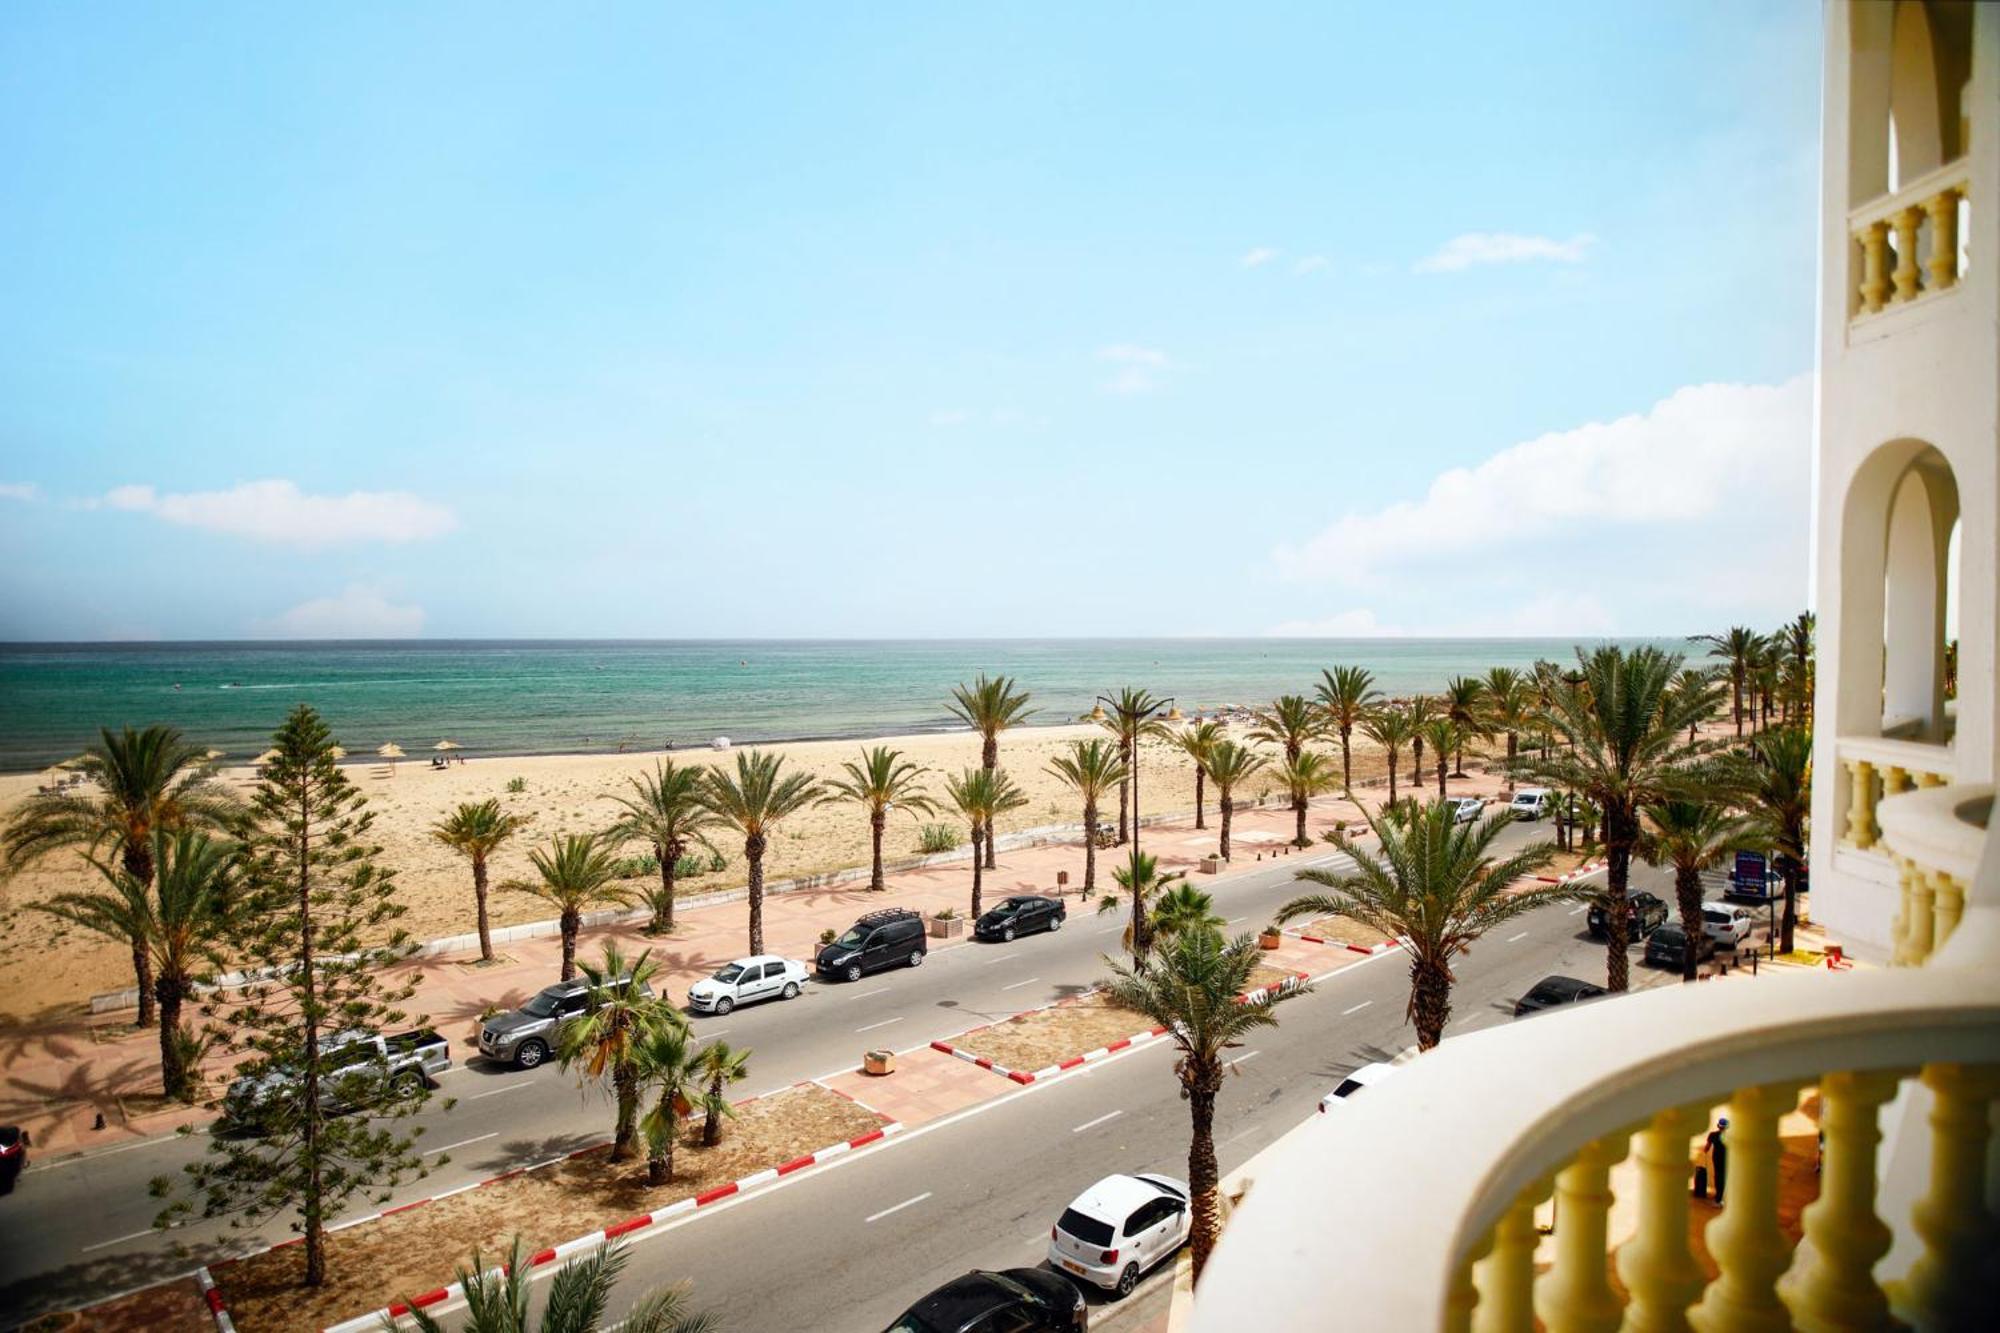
[0,2,1823,641]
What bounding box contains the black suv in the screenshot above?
[1587,891,1668,941]
[817,908,927,982]
[884,1268,1086,1332]
[1645,922,1718,972]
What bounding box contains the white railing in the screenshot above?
[1848,158,1969,321]
[1834,733,1956,854]
[1878,781,1992,966]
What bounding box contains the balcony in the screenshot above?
[1878,780,1993,966]
[1846,159,1969,332]
[1834,732,1956,860]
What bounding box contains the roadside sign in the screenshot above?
[1730,851,1772,900]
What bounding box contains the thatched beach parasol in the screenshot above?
[377,742,405,775]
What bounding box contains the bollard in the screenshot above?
[93,1111,106,1131]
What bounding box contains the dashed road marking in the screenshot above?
[866,1192,932,1224]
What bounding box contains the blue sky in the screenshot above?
[0,1,1821,640]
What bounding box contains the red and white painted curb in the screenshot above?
[195,1266,236,1333]
[1233,971,1310,1006]
[1535,859,1609,885]
[320,1120,902,1332]
[930,1024,1170,1085]
[1293,929,1401,955]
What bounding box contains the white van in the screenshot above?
[1509,788,1552,820]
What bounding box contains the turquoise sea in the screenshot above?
[0,639,1695,772]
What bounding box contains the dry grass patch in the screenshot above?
[49,1275,211,1333]
[213,1083,884,1333]
[1245,962,1297,994]
[1300,915,1397,948]
[954,993,1155,1072]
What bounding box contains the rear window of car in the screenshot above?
[1655,926,1684,943]
[1058,1207,1115,1248]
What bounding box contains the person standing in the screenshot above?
[1704,1117,1730,1204]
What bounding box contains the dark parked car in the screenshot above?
[817,908,928,982]
[480,972,655,1068]
[0,1126,28,1194]
[976,895,1067,942]
[1513,975,1608,1018]
[1645,923,1718,971]
[884,1268,1087,1332]
[1587,891,1668,941]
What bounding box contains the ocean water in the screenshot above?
[0,638,1695,772]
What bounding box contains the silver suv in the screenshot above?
[478,974,653,1069]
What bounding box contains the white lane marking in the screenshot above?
[466,1082,533,1101]
[80,1226,170,1254]
[696,1030,731,1041]
[999,976,1041,992]
[856,1016,904,1033]
[1226,916,1248,924]
[853,989,890,1000]
[1094,926,1120,936]
[1072,1110,1123,1134]
[425,1132,497,1156]
[865,1191,932,1223]
[1569,905,1588,916]
[1506,931,1528,943]
[27,1135,182,1172]
[1341,1000,1372,1016]
[981,955,1018,966]
[1228,1050,1262,1067]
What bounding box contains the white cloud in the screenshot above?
[258,585,426,639]
[1266,609,1404,637]
[1098,344,1174,395]
[100,479,456,547]
[1416,231,1596,273]
[1239,246,1280,268]
[1292,255,1329,276]
[0,482,38,502]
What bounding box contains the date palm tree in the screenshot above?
[1517,646,1719,991]
[1443,676,1487,776]
[946,674,1034,869]
[391,1238,718,1333]
[1482,668,1534,792]
[1407,695,1435,790]
[1359,706,1413,805]
[1666,667,1721,744]
[700,750,822,956]
[1098,687,1169,844]
[1149,882,1225,946]
[1691,625,1764,737]
[1203,741,1268,862]
[1639,798,1749,982]
[1734,727,1813,955]
[38,829,239,1100]
[818,747,935,892]
[696,1040,751,1147]
[1421,717,1464,799]
[1169,721,1224,829]
[633,1018,702,1185]
[558,943,666,1161]
[1249,694,1321,766]
[1780,611,1816,725]
[1275,750,1338,847]
[1314,666,1379,793]
[1279,800,1564,1049]
[1046,739,1128,898]
[3,724,240,1028]
[432,799,526,961]
[1102,929,1298,1282]
[1095,848,1184,966]
[607,760,723,934]
[944,766,1028,918]
[509,833,633,981]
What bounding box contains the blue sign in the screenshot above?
[1732,851,1771,899]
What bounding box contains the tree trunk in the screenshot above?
[1117,774,1130,845]
[1435,753,1447,799]
[1779,850,1800,955]
[869,809,886,891]
[1339,725,1354,792]
[1193,769,1206,830]
[647,1139,672,1186]
[1602,805,1635,993]
[1411,955,1452,1050]
[1733,672,1744,736]
[473,854,494,961]
[559,909,579,981]
[656,836,681,931]
[157,972,190,1101]
[611,1063,640,1161]
[1219,791,1234,860]
[704,1075,724,1146]
[295,784,326,1289]
[1453,742,1466,778]
[970,826,985,918]
[1504,732,1517,793]
[1185,1064,1223,1283]
[1082,796,1098,897]
[1675,863,1704,984]
[982,735,999,870]
[1293,792,1308,847]
[1130,871,1148,967]
[1386,748,1398,804]
[130,938,157,1029]
[1412,735,1425,789]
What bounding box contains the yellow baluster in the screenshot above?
[1913,770,1947,789]
[1537,1135,1630,1333]
[1780,1071,1903,1329]
[1891,1063,2000,1328]
[1843,760,1877,850]
[1892,206,1924,301]
[1931,872,1964,951]
[1859,221,1891,313]
[1906,869,1936,966]
[1448,1226,1491,1333]
[1474,1182,1545,1333]
[1690,1083,1805,1333]
[1890,856,1913,966]
[1617,1106,1708,1333]
[1882,765,1912,797]
[1923,187,1960,291]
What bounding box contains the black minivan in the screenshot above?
[816,908,928,982]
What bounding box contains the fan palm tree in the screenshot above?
[1481,668,1534,791]
[1314,667,1379,793]
[1149,882,1225,945]
[38,829,239,1100]
[606,760,723,934]
[1168,722,1224,829]
[1443,676,1487,776]
[1095,849,1184,966]
[1421,717,1464,799]
[1274,750,1338,847]
[946,675,1034,869]
[817,747,935,892]
[696,1041,751,1147]
[1517,646,1719,991]
[944,767,1028,918]
[432,799,526,961]
[1407,696,1435,788]
[1097,687,1169,844]
[510,834,633,981]
[1639,798,1749,982]
[3,724,240,1028]
[1359,706,1413,805]
[1202,741,1268,862]
[1733,727,1812,955]
[1691,626,1764,737]
[557,943,665,1162]
[1046,739,1128,898]
[1102,929,1298,1282]
[390,1238,718,1333]
[633,1019,703,1185]
[700,750,823,956]
[1249,694,1321,766]
[1279,800,1564,1049]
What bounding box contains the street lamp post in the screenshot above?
[1097,691,1173,862]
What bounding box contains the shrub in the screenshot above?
[819,928,837,946]
[505,776,526,794]
[917,823,961,854]
[611,853,659,879]
[934,906,956,920]
[706,850,727,874]
[673,854,707,879]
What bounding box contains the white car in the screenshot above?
[1702,903,1757,947]
[1048,1172,1191,1298]
[687,956,807,1015]
[1320,1060,1399,1112]
[1448,796,1485,824]
[1508,788,1551,820]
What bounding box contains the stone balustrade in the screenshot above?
[1878,781,1992,966]
[1849,160,1969,320]
[1834,733,1955,854]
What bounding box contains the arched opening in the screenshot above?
[1848,1,1974,205]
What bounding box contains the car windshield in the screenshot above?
[991,902,1021,915]
[521,990,565,1018]
[1058,1207,1115,1248]
[834,928,866,949]
[712,965,745,984]
[1332,1077,1365,1098]
[883,1318,941,1333]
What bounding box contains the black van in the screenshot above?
[816,908,927,982]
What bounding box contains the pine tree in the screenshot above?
[161,705,439,1288]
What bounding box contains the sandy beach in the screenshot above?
[0,721,1402,1022]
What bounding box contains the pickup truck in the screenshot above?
[225,1027,450,1126]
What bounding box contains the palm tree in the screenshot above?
[1443,676,1487,776]
[1045,739,1128,898]
[944,767,1028,917]
[1734,727,1812,954]
[392,1238,718,1333]
[1098,687,1169,844]
[946,674,1034,869]
[1279,800,1564,1049]
[1421,717,1464,798]
[38,829,239,1100]
[510,833,632,981]
[1482,668,1534,792]
[1203,741,1268,861]
[1275,750,1338,847]
[1249,694,1321,766]
[1407,696,1435,788]
[634,1021,702,1185]
[696,1041,751,1147]
[818,747,935,892]
[1639,798,1748,982]
[1779,611,1816,724]
[1102,929,1297,1282]
[607,760,723,934]
[1168,722,1224,829]
[557,943,665,1162]
[700,750,822,956]
[1095,848,1184,966]
[1149,882,1225,945]
[431,799,526,961]
[1359,706,1413,805]
[1666,667,1720,744]
[3,724,240,1028]
[1517,646,1719,991]
[1314,667,1379,793]
[1692,625,1764,737]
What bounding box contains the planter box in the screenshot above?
[929,915,966,939]
[864,1049,896,1076]
[1198,857,1222,875]
[1258,932,1283,951]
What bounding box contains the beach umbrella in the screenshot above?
[328,746,347,760]
[253,748,281,768]
[202,748,226,762]
[378,742,405,776]
[1089,704,1107,723]
[1166,705,1184,722]
[434,739,460,751]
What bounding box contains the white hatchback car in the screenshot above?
[687,956,807,1015]
[1448,796,1485,824]
[1048,1172,1191,1298]
[1702,903,1757,947]
[1320,1060,1399,1112]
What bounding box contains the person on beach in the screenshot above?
[1704,1117,1729,1204]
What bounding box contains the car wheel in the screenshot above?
[908,949,924,969]
[845,963,863,982]
[714,996,734,1015]
[1114,1262,1140,1299]
[392,1070,423,1097]
[782,981,800,1000]
[1050,913,1063,932]
[516,1039,548,1070]
[1002,926,1016,943]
